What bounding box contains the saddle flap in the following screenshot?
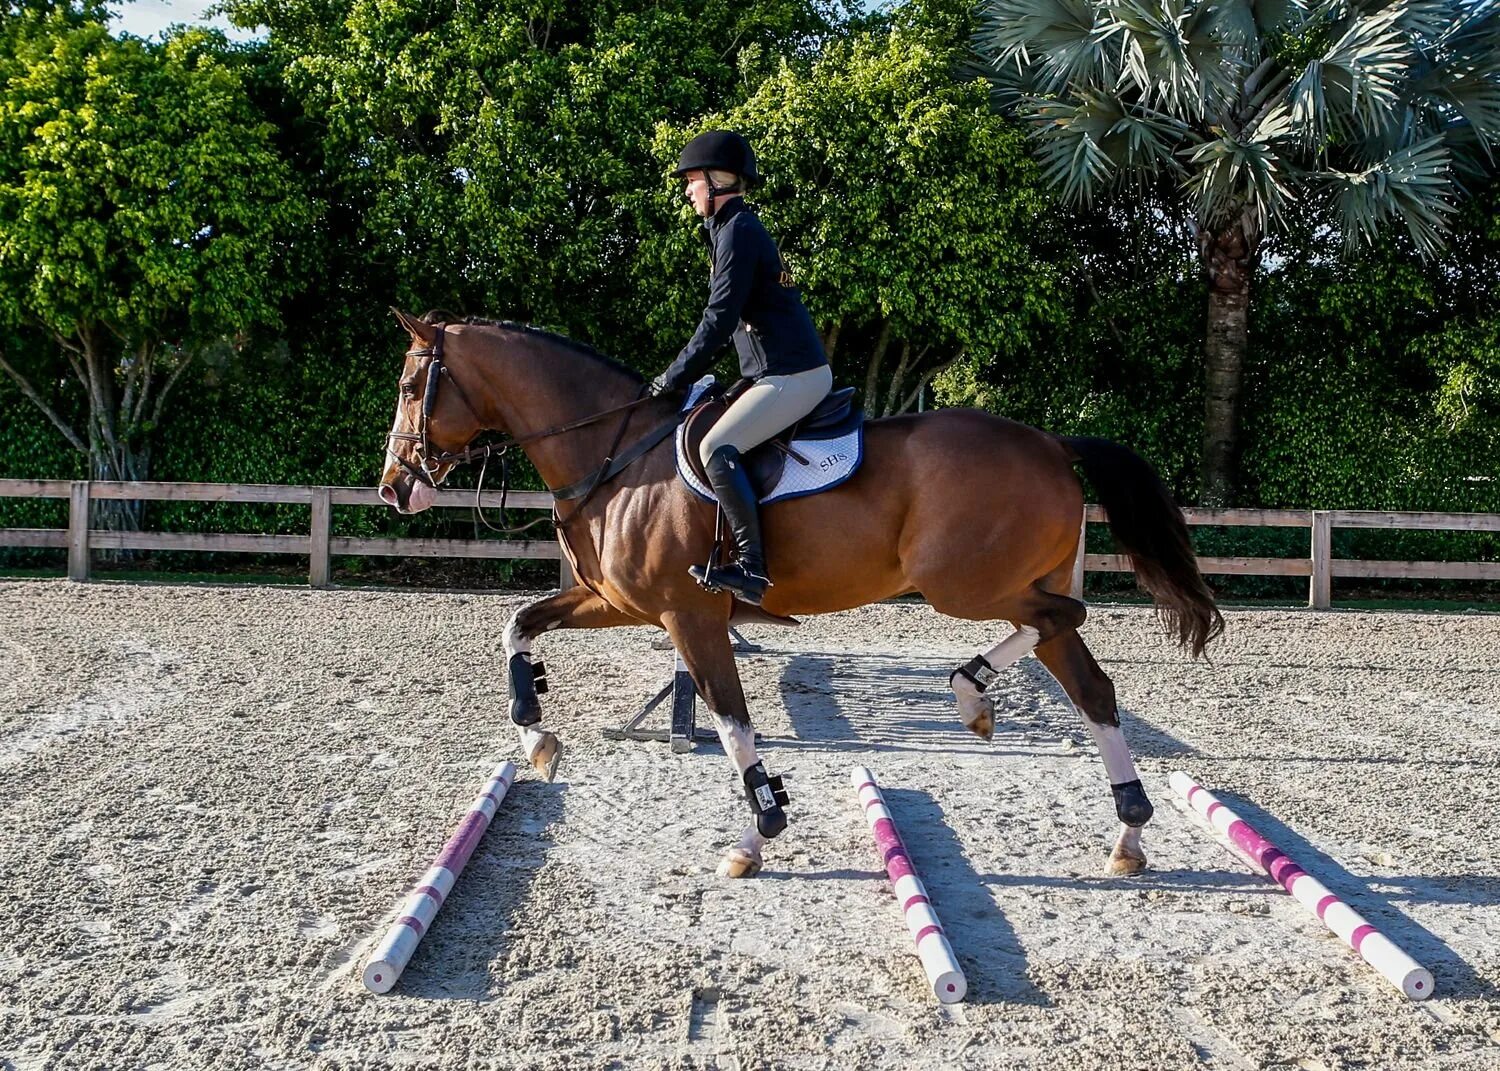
[677,376,865,508]
[682,394,787,497]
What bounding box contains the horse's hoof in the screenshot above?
[530,733,562,782]
[1105,847,1148,877]
[717,848,763,879]
[956,694,995,741]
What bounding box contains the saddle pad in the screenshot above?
[675,377,864,506]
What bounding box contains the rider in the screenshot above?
[649,130,833,606]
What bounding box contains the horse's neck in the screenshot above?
[479,331,648,492]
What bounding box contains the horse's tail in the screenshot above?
[1062,436,1224,658]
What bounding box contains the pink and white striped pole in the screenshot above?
[363,761,518,994]
[1170,771,1433,1001]
[850,767,967,1003]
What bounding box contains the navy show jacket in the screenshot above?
[660,198,828,390]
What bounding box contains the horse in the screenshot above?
[377,309,1223,879]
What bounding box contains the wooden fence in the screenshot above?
[1,480,1496,608]
[0,479,570,588]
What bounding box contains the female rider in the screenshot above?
[649,130,833,606]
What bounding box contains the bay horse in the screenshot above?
[378,310,1223,879]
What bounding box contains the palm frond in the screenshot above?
[1183,103,1295,230]
[1022,93,1126,205]
[1252,0,1309,36]
[1317,4,1417,139]
[976,0,1116,94]
[1427,1,1500,144]
[1392,0,1457,41]
[1434,0,1500,53]
[1110,101,1193,169]
[1199,0,1260,49]
[1105,0,1241,121]
[1443,122,1500,184]
[1440,64,1500,146]
[1288,60,1329,145]
[1323,134,1455,256]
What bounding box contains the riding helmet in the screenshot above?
[671,130,760,185]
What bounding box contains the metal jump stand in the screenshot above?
[603,628,759,752]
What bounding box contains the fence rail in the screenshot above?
[0,481,1495,606]
[0,479,569,588]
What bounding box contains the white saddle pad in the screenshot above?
[674,377,863,506]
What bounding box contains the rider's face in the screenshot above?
[683,173,712,217]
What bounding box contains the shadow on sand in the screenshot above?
[878,785,1051,1007]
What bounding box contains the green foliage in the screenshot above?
[649,14,1060,415]
[216,0,849,354]
[1243,190,1500,520]
[1,1,1494,586]
[974,0,1500,504]
[935,194,1207,488]
[0,15,313,490]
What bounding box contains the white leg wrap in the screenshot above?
[1085,720,1140,785]
[982,625,1041,669]
[713,713,759,775]
[734,826,767,858]
[517,724,550,761]
[950,626,1040,726]
[713,714,771,870]
[951,682,989,728]
[503,609,530,659]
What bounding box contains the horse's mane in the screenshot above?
[420,309,644,384]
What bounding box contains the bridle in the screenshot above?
[385,323,674,534]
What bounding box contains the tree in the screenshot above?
[647,11,1059,416]
[215,0,854,357]
[0,18,311,523]
[976,0,1500,503]
[1242,184,1500,512]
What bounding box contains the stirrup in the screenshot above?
[689,561,770,605]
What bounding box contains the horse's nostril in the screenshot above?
[378,484,399,507]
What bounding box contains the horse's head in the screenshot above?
[378,309,488,513]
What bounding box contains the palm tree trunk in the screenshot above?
[1200,220,1259,506]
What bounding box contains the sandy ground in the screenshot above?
[2,581,1498,1071]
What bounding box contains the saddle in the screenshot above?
[682,381,862,498]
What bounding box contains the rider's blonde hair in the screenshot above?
[708,169,742,192]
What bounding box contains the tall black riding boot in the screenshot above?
[691,445,771,605]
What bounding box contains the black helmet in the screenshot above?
[671,130,759,185]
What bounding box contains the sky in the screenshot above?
[110,0,892,41]
[110,0,260,40]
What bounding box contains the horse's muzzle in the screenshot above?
[379,477,436,514]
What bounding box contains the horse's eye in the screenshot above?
[400,381,415,398]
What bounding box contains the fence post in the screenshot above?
[309,486,332,588]
[1310,511,1332,609]
[1070,510,1087,601]
[67,481,90,582]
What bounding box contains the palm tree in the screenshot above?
[976,0,1500,503]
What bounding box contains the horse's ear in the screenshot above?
[391,307,435,342]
